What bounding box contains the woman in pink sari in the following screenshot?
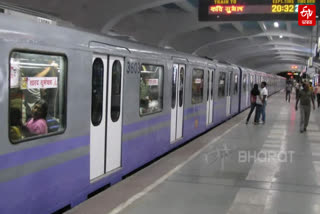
[26,99,48,135]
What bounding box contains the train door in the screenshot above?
[226,71,232,116]
[90,55,124,180]
[170,64,185,143]
[206,69,214,125]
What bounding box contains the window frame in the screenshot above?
[110,59,122,122]
[207,70,210,101]
[243,74,247,92]
[171,66,177,109]
[8,49,68,144]
[191,68,204,105]
[211,70,214,100]
[139,63,164,117]
[178,66,185,108]
[234,74,238,95]
[218,72,226,98]
[91,57,104,126]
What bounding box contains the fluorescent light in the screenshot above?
[274,22,279,28]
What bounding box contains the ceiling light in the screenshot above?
[279,35,283,39]
[274,22,279,28]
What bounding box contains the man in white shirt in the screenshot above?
[261,82,268,124]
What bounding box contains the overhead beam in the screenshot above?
[258,21,273,41]
[101,0,184,33]
[210,23,221,32]
[232,22,244,33]
[175,1,194,12]
[197,41,308,58]
[193,30,309,55]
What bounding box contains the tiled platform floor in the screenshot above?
[69,91,320,214]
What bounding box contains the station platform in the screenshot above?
[68,91,320,214]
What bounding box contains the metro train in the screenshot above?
[0,9,286,214]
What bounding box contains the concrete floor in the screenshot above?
[69,91,320,214]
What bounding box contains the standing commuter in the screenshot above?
[315,84,320,108]
[285,82,292,103]
[254,89,263,125]
[296,82,315,133]
[246,84,260,124]
[260,82,268,124]
[295,81,301,100]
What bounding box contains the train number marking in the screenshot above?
[127,61,141,74]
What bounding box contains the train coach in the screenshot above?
[0,9,286,214]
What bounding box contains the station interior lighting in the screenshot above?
[274,22,279,28]
[279,35,283,39]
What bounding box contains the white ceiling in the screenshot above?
[1,0,319,73]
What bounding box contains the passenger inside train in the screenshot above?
[9,52,66,142]
[139,64,163,115]
[25,99,48,135]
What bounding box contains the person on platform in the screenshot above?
[295,81,302,100]
[246,84,260,124]
[315,83,320,108]
[260,81,268,124]
[296,82,315,133]
[285,81,293,103]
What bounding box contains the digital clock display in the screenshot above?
[271,4,295,13]
[199,0,319,21]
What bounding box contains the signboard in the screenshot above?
[199,0,319,21]
[37,17,53,25]
[20,77,58,90]
[195,78,202,84]
[147,79,159,86]
[10,64,20,88]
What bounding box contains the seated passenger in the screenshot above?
[10,108,23,141]
[26,99,48,135]
[140,77,150,113]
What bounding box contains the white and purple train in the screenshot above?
[0,8,286,214]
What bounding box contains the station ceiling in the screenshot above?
[1,0,319,73]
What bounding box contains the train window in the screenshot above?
[234,74,238,95]
[192,69,204,104]
[111,60,122,122]
[211,71,214,100]
[171,67,177,109]
[218,72,226,98]
[179,67,184,107]
[9,52,66,143]
[92,58,104,126]
[207,70,210,101]
[243,74,247,92]
[140,64,163,116]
